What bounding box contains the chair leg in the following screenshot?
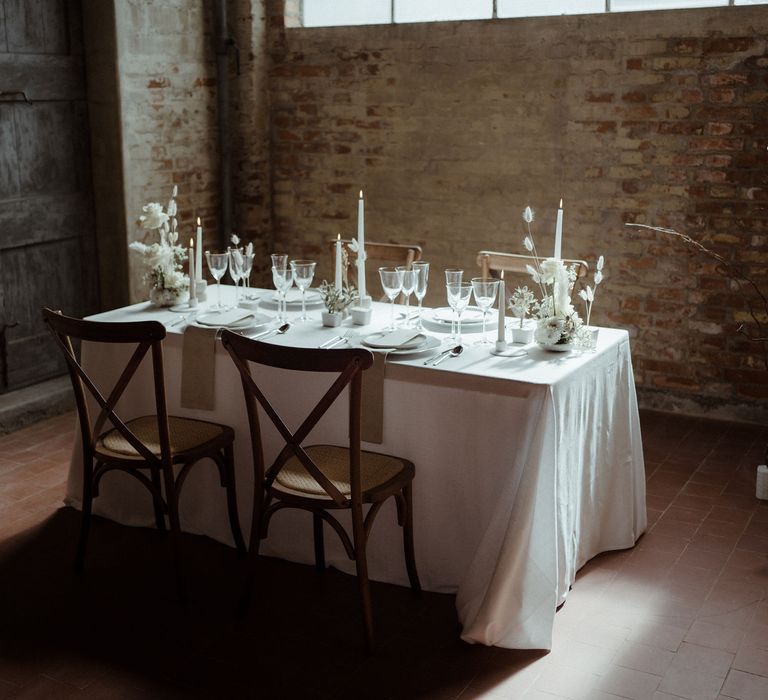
[222,446,246,556]
[149,465,166,532]
[351,504,375,653]
[402,483,421,597]
[238,492,266,616]
[313,513,325,573]
[75,464,95,573]
[162,466,187,605]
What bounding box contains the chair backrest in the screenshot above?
[41,307,171,467]
[330,239,422,300]
[477,251,589,282]
[221,330,373,507]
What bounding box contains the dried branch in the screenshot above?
[626,223,768,372]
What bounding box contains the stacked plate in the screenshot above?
[421,306,488,334]
[194,309,272,332]
[360,330,441,359]
[259,288,324,311]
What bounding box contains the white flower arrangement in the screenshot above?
[521,205,587,347]
[129,186,188,297]
[509,285,537,328]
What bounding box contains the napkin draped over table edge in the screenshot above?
[181,325,217,411]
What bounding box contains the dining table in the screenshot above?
[65,284,646,650]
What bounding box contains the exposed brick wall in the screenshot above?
[117,0,219,301]
[266,5,768,423]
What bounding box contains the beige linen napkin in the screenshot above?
[361,350,386,444]
[180,325,217,410]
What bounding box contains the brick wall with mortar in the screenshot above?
[115,0,271,300]
[266,5,768,424]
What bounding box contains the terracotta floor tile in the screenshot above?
[658,666,725,700]
[612,641,675,676]
[668,642,734,679]
[732,645,768,678]
[0,409,764,698]
[720,668,768,700]
[626,623,687,652]
[684,620,745,653]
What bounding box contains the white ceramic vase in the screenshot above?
[321,311,343,327]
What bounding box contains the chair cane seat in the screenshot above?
[276,445,406,497]
[98,415,228,458]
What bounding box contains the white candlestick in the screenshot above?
[188,238,197,306]
[554,198,563,260]
[496,271,506,345]
[196,217,203,282]
[357,190,367,304]
[335,234,342,292]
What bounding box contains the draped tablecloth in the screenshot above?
[66,286,646,649]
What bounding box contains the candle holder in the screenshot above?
[195,279,207,302]
[351,306,372,325]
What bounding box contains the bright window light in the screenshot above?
[498,0,605,17]
[302,0,391,27]
[394,0,493,23]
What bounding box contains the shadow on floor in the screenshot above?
[0,508,543,699]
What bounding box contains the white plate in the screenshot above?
[432,306,485,324]
[361,332,428,350]
[386,335,441,359]
[194,311,272,330]
[260,288,324,311]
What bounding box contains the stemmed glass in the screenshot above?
[471,277,500,345]
[272,265,293,323]
[412,261,429,331]
[444,269,463,340]
[396,266,416,326]
[379,267,404,331]
[290,260,316,322]
[205,251,230,310]
[447,282,472,347]
[228,248,245,305]
[271,254,289,321]
[242,252,256,299]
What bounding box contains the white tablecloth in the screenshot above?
[66,286,646,649]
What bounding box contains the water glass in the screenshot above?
[444,269,463,339]
[205,251,230,309]
[446,282,472,347]
[396,266,417,326]
[290,260,316,322]
[471,277,500,345]
[272,265,293,323]
[229,248,245,304]
[379,267,404,330]
[412,261,429,330]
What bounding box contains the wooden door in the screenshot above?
[0,0,98,393]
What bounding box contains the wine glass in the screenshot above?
[379,267,404,331]
[242,252,256,299]
[471,277,500,345]
[446,282,472,347]
[272,265,293,323]
[290,260,316,322]
[412,261,430,331]
[396,266,417,326]
[205,251,230,310]
[444,269,463,340]
[228,248,245,305]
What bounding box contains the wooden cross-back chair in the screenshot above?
[477,251,589,284]
[329,239,422,301]
[42,308,245,593]
[221,331,420,652]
